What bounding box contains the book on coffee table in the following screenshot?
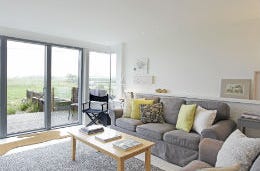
[112,139,142,151]
[95,132,122,142]
[79,125,104,135]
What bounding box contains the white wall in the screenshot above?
[124,20,260,98]
[0,26,111,52]
[123,19,260,137]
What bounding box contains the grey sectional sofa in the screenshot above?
[109,94,236,166]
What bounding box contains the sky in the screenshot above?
[7,40,79,78]
[89,51,116,78]
[7,40,116,79]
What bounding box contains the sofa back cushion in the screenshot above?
[135,93,160,103]
[160,96,186,125]
[186,100,230,123]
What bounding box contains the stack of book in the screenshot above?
[79,125,104,135]
[241,113,260,120]
[113,139,142,151]
[95,132,122,142]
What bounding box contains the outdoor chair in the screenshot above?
[68,87,78,120]
[82,94,110,126]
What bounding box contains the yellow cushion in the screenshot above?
[176,104,197,132]
[130,99,154,119]
[123,98,145,118]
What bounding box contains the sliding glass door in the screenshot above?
[0,36,83,138]
[51,46,80,127]
[7,40,45,134]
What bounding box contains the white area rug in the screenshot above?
[0,139,164,171]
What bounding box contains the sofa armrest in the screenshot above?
[201,120,236,141]
[109,109,123,126]
[250,155,260,171]
[199,138,223,166]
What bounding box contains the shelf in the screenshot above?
[134,92,260,105]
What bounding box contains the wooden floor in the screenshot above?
[7,111,79,134]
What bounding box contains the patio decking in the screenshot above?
[7,111,79,134]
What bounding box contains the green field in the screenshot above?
[7,76,78,114]
[7,76,115,114]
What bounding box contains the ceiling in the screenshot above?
[0,0,259,45]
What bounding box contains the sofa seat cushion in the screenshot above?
[136,123,175,140]
[163,130,201,151]
[116,118,143,132]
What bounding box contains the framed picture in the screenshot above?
[220,79,251,99]
[133,58,148,75]
[254,71,260,100]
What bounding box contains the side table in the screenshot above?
[237,117,260,134]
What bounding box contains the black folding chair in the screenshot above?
[83,94,110,126]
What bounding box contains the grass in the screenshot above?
[7,76,78,114]
[7,78,43,114]
[7,76,116,114]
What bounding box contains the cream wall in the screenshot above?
[123,19,260,137]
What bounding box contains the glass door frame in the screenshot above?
[0,35,83,138]
[0,36,7,138]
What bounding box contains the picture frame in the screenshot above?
[133,58,148,75]
[220,79,251,99]
[254,71,260,100]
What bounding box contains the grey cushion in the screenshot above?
[251,155,260,171]
[186,100,230,123]
[160,97,185,125]
[136,123,175,140]
[163,130,201,151]
[182,160,212,171]
[115,118,143,131]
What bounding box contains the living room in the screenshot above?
[0,0,260,171]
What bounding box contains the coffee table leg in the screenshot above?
[72,137,76,161]
[145,148,151,171]
[117,159,124,171]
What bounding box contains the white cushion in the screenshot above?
[192,106,217,134]
[122,98,132,118]
[122,92,136,118]
[216,129,260,171]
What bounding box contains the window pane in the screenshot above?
[89,52,110,92]
[7,40,45,134]
[51,46,80,127]
[111,53,117,97]
[89,52,117,97]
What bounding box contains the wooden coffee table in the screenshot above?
[67,127,155,171]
